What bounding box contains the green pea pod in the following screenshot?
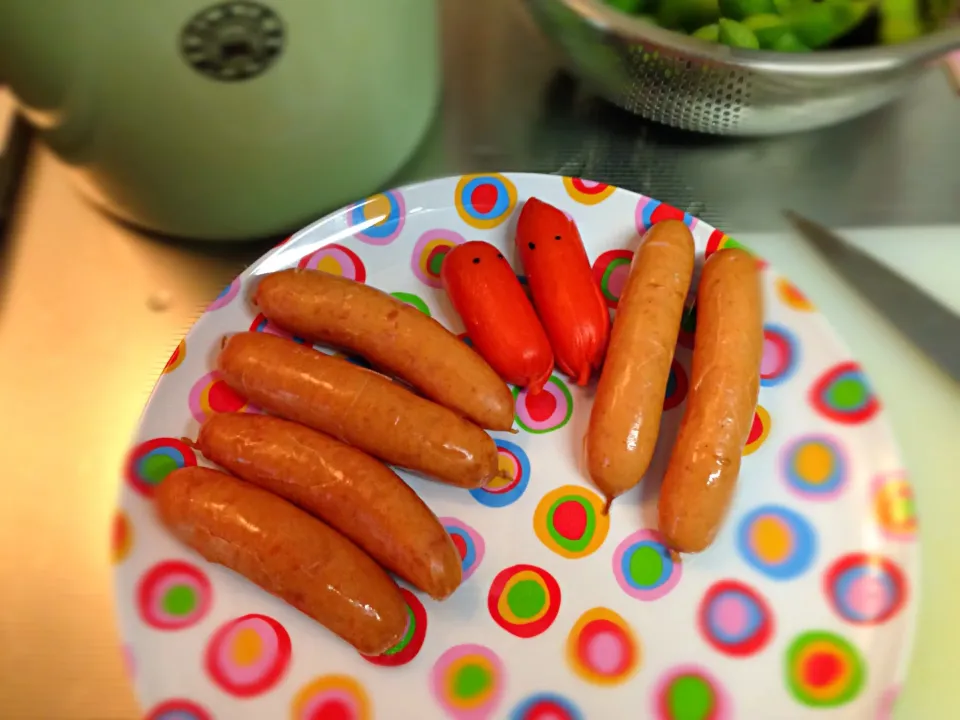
[659,0,722,31]
[604,0,650,14]
[879,0,923,44]
[771,30,813,51]
[743,13,790,48]
[772,0,795,15]
[693,22,721,41]
[718,17,761,48]
[784,0,871,49]
[718,0,777,21]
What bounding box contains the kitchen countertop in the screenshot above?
[0,1,958,718]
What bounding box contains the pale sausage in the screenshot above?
[657,248,763,553]
[586,220,695,505]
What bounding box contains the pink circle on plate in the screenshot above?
[713,595,750,637]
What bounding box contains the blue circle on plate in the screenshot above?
[737,505,818,581]
[510,692,584,720]
[349,190,404,243]
[469,439,530,508]
[761,323,800,388]
[459,177,512,221]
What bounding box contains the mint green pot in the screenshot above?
[0,0,440,240]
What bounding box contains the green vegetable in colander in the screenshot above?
[779,0,871,49]
[718,0,777,21]
[718,17,762,48]
[604,0,651,13]
[743,13,790,47]
[771,30,813,50]
[772,0,796,15]
[879,0,923,43]
[693,22,722,40]
[658,0,722,31]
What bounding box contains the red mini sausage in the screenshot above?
[515,197,610,385]
[441,241,554,393]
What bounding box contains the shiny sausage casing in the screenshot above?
[586,220,695,504]
[198,413,462,600]
[254,269,515,430]
[441,240,554,393]
[217,332,499,489]
[515,197,610,385]
[657,248,763,553]
[155,466,408,655]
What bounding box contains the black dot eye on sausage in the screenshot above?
[472,257,480,264]
[528,242,535,250]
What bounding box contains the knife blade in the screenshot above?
[784,210,960,384]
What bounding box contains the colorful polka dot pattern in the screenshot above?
[125,438,196,498]
[566,607,640,686]
[470,439,530,508]
[510,692,584,719]
[810,361,880,424]
[781,434,848,500]
[591,249,633,308]
[513,376,573,434]
[488,564,561,638]
[188,371,256,423]
[651,665,733,720]
[297,243,366,282]
[455,174,517,230]
[785,630,866,708]
[872,472,917,541]
[204,614,292,697]
[563,177,616,205]
[137,560,212,631]
[613,530,683,601]
[698,580,774,657]
[533,485,610,559]
[441,518,486,580]
[117,175,914,720]
[291,674,370,719]
[349,190,406,245]
[412,229,465,288]
[430,644,505,719]
[738,506,817,581]
[823,553,907,626]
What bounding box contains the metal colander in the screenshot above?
[525,0,960,135]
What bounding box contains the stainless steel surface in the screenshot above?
[786,210,960,383]
[525,0,960,135]
[1,0,959,717]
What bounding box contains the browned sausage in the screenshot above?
[155,466,408,655]
[657,248,763,553]
[217,332,498,489]
[254,269,515,430]
[197,413,462,600]
[585,220,695,506]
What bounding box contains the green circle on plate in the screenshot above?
[455,664,491,699]
[668,674,715,720]
[162,585,196,616]
[828,377,867,408]
[507,579,546,619]
[391,291,431,316]
[629,545,664,587]
[383,604,415,656]
[141,454,178,484]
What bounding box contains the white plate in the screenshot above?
[113,173,919,720]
